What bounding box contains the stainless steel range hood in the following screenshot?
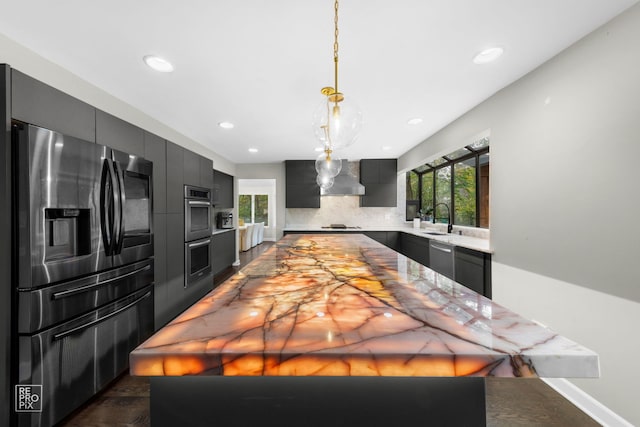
[321,160,365,196]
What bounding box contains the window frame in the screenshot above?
[238,193,269,226]
[408,145,489,228]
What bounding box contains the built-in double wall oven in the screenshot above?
[184,185,212,287]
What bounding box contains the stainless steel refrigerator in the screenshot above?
[13,123,155,426]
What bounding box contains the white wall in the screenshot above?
[399,4,640,424]
[0,32,236,176]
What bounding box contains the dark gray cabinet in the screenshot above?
[183,149,201,187]
[153,214,169,329]
[455,246,492,298]
[213,169,234,208]
[11,69,95,142]
[183,150,213,190]
[399,233,430,267]
[96,110,144,156]
[144,131,167,214]
[285,160,320,208]
[212,230,236,277]
[166,141,185,214]
[201,157,213,190]
[363,231,399,251]
[165,213,185,320]
[359,159,397,207]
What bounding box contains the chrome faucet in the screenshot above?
[433,203,453,234]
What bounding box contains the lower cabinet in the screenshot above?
[363,231,400,252]
[213,230,236,278]
[399,233,430,267]
[454,246,492,298]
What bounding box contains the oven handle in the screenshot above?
[188,238,211,249]
[51,264,152,300]
[53,290,152,341]
[187,200,212,206]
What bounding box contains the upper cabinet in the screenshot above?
[183,149,201,187]
[200,157,213,190]
[166,141,185,214]
[143,131,167,214]
[11,70,95,142]
[212,169,234,208]
[285,160,320,208]
[359,159,397,207]
[96,110,144,156]
[183,148,213,191]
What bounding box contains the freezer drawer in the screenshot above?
[18,259,154,334]
[16,286,154,427]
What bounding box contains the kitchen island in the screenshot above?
[130,234,598,426]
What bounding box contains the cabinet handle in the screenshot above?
[430,244,452,253]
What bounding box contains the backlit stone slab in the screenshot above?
[130,234,598,378]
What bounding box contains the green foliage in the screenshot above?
[238,194,252,223]
[454,163,476,226]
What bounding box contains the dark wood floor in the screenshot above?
[59,241,600,427]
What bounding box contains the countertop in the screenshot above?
[283,225,492,253]
[130,234,597,378]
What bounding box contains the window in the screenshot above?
[454,157,476,226]
[420,171,434,219]
[405,171,419,220]
[406,139,489,228]
[239,194,269,226]
[435,166,451,223]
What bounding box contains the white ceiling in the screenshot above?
[0,0,637,164]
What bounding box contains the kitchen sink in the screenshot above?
[424,231,446,236]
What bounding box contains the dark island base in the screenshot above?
[150,376,486,427]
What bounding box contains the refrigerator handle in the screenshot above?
[100,159,116,255]
[52,290,152,341]
[112,160,126,255]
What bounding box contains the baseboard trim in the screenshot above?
[542,378,632,427]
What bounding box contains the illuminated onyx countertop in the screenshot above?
[130,234,598,378]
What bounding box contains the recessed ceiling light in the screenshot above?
[407,118,423,125]
[248,148,258,153]
[143,55,174,72]
[218,121,235,129]
[473,47,504,65]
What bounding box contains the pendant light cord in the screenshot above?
[333,0,340,95]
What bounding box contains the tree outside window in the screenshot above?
[254,195,269,226]
[238,194,268,226]
[454,158,476,226]
[435,166,451,223]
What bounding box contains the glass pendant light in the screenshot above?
[316,172,335,189]
[312,94,362,150]
[312,0,362,151]
[315,148,342,177]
